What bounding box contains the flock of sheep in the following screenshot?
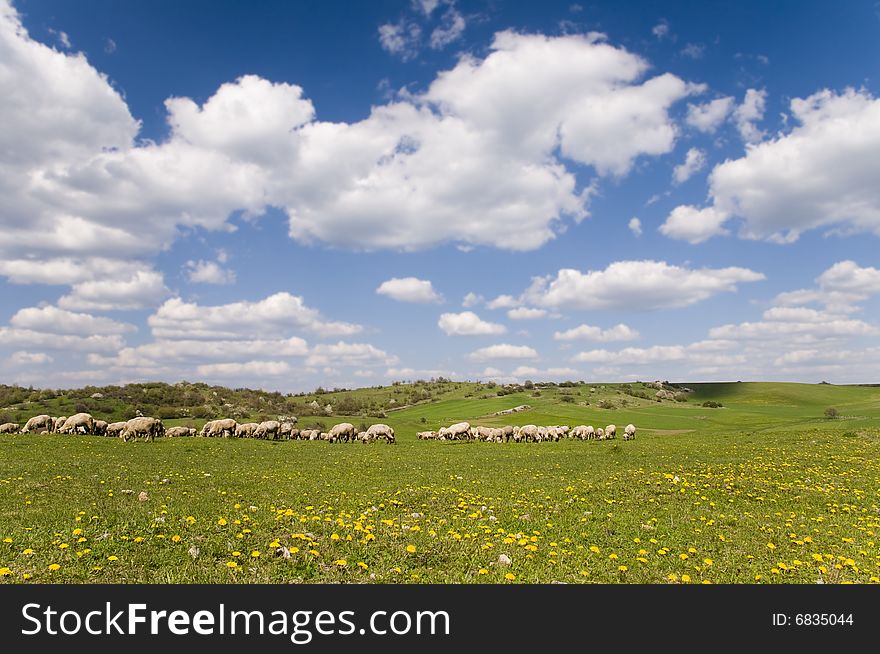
[418,421,636,442]
[0,414,396,444]
[1,414,636,445]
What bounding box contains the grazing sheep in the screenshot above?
[328,422,357,443]
[596,427,605,440]
[0,422,20,434]
[446,422,471,440]
[59,413,95,435]
[235,422,259,438]
[52,416,68,433]
[200,418,237,438]
[106,422,127,438]
[166,426,196,438]
[121,417,164,442]
[254,420,281,440]
[624,424,636,441]
[93,420,108,436]
[366,423,395,444]
[21,415,52,434]
[417,430,437,440]
[605,424,617,439]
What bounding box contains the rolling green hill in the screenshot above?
[2,379,879,439]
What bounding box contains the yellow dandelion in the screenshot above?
[22,548,34,556]
[406,544,417,553]
[478,568,488,575]
[226,561,238,568]
[171,535,181,543]
[107,555,118,561]
[0,567,12,577]
[217,518,228,526]
[618,565,628,572]
[358,562,369,570]
[48,563,61,571]
[504,573,516,581]
[589,546,600,553]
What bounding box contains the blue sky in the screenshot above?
[2,0,880,391]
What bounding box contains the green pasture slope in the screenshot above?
[0,381,878,584]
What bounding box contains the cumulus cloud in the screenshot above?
[486,294,519,310]
[57,270,170,311]
[659,205,730,244]
[0,328,124,353]
[522,260,764,310]
[148,292,361,340]
[685,96,734,133]
[196,360,291,378]
[553,323,640,342]
[376,277,443,303]
[378,19,422,60]
[462,292,483,308]
[438,311,506,336]
[672,147,706,184]
[628,217,642,237]
[668,88,880,244]
[306,342,398,367]
[10,305,135,336]
[429,7,466,49]
[773,261,880,313]
[8,350,53,365]
[507,307,548,320]
[511,365,578,379]
[467,344,538,361]
[0,5,703,303]
[733,88,767,143]
[185,259,236,285]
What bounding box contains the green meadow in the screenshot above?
[1,380,878,584]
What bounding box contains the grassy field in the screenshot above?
[1,381,879,584]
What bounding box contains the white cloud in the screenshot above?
[1,9,702,277]
[672,147,706,184]
[376,276,443,303]
[678,88,880,243]
[196,360,291,378]
[709,310,877,342]
[628,217,642,237]
[306,342,398,367]
[685,96,734,133]
[0,328,124,353]
[148,292,361,340]
[8,350,53,365]
[10,305,135,336]
[507,307,548,320]
[0,257,145,286]
[378,19,422,60]
[414,0,441,17]
[430,7,466,49]
[554,323,640,342]
[462,292,483,308]
[523,260,764,310]
[733,88,767,143]
[486,294,519,310]
[467,344,538,361]
[185,260,236,285]
[89,337,309,369]
[680,43,704,59]
[511,366,578,378]
[817,260,880,294]
[438,311,506,336]
[651,20,671,40]
[57,270,169,311]
[659,205,730,244]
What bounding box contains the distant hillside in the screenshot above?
[0,378,691,427]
